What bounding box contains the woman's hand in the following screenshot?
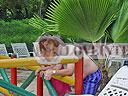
[44,69,54,80]
[35,66,46,76]
[35,67,42,75]
[35,66,54,75]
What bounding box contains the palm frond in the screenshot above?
[29,14,58,32]
[112,0,128,43]
[29,0,121,42]
[45,0,120,42]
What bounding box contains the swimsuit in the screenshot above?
[83,69,102,95]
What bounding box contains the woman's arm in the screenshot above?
[44,63,74,80]
[53,63,74,76]
[52,64,62,70]
[35,64,62,75]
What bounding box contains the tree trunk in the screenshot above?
[25,7,29,18]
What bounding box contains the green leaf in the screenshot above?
[29,14,58,33]
[46,0,120,42]
[29,0,121,42]
[112,0,128,43]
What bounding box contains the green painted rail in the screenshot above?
[0,79,36,96]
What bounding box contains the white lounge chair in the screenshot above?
[98,66,128,96]
[104,44,126,68]
[11,43,30,58]
[0,44,8,56]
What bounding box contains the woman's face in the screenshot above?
[40,39,59,56]
[42,40,55,51]
[41,40,59,62]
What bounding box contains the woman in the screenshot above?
[36,35,102,95]
[35,35,71,96]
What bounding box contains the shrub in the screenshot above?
[0,19,43,52]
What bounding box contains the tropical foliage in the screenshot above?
[111,0,128,43]
[0,0,52,20]
[30,0,126,43]
[0,19,42,50]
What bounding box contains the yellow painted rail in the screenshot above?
[0,57,78,68]
[52,76,74,86]
[0,57,39,68]
[0,55,10,59]
[0,87,13,96]
[0,55,75,85]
